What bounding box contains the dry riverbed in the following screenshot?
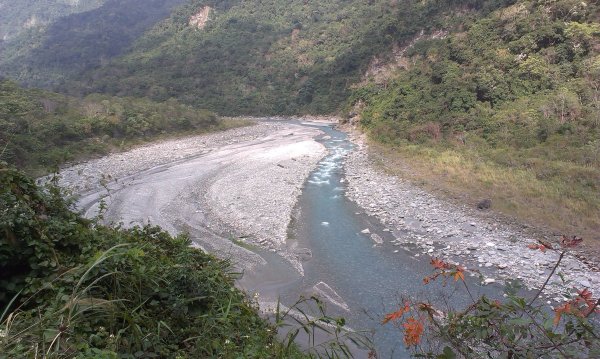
[342,130,600,302]
[53,120,327,274]
[51,117,598,304]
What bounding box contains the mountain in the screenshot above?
[0,0,187,87]
[63,0,514,115]
[349,0,600,241]
[0,0,105,42]
[1,0,598,237]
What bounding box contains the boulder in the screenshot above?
[477,199,492,210]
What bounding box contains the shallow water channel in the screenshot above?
[241,122,502,358]
[73,119,503,358]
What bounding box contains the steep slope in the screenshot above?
[0,79,222,175]
[0,0,105,41]
[69,0,514,115]
[0,165,309,358]
[349,0,600,243]
[0,0,187,87]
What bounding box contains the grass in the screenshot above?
[368,141,600,254]
[1,164,373,358]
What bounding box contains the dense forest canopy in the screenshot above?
[0,0,517,115]
[350,0,600,241]
[0,0,105,41]
[71,0,516,115]
[0,0,597,235]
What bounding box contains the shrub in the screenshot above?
[0,164,307,358]
[383,239,600,358]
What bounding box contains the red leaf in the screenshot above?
[453,267,465,282]
[430,258,451,270]
[554,303,572,326]
[403,317,424,346]
[383,302,410,324]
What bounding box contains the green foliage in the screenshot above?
[0,79,225,175]
[1,0,518,116]
[0,0,187,88]
[351,0,600,234]
[0,164,311,358]
[0,0,105,41]
[19,0,507,116]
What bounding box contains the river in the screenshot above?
[239,121,501,358]
[69,119,504,358]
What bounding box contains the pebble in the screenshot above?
[343,133,600,298]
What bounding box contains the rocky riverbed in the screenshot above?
[51,121,326,274]
[342,132,600,302]
[50,117,598,303]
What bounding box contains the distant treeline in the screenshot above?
[0,80,221,174]
[1,0,516,115]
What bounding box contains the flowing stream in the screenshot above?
[241,122,502,358]
[72,119,503,358]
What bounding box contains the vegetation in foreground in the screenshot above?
[0,79,245,176]
[383,239,600,358]
[351,0,600,244]
[0,165,372,358]
[0,164,307,358]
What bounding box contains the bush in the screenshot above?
[0,164,307,358]
[383,240,600,358]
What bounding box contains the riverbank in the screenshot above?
[340,126,600,301]
[54,120,326,275]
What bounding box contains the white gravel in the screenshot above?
[343,134,600,301]
[50,121,326,274]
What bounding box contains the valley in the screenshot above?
[1,0,599,356]
[51,118,599,356]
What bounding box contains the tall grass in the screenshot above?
[1,165,371,358]
[370,142,600,248]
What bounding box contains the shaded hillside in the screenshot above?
[67,0,514,115]
[0,0,105,41]
[350,0,600,242]
[0,80,224,175]
[0,0,187,87]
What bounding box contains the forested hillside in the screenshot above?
[67,0,514,115]
[0,0,105,42]
[1,0,598,240]
[0,80,226,175]
[0,0,187,88]
[350,0,600,243]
